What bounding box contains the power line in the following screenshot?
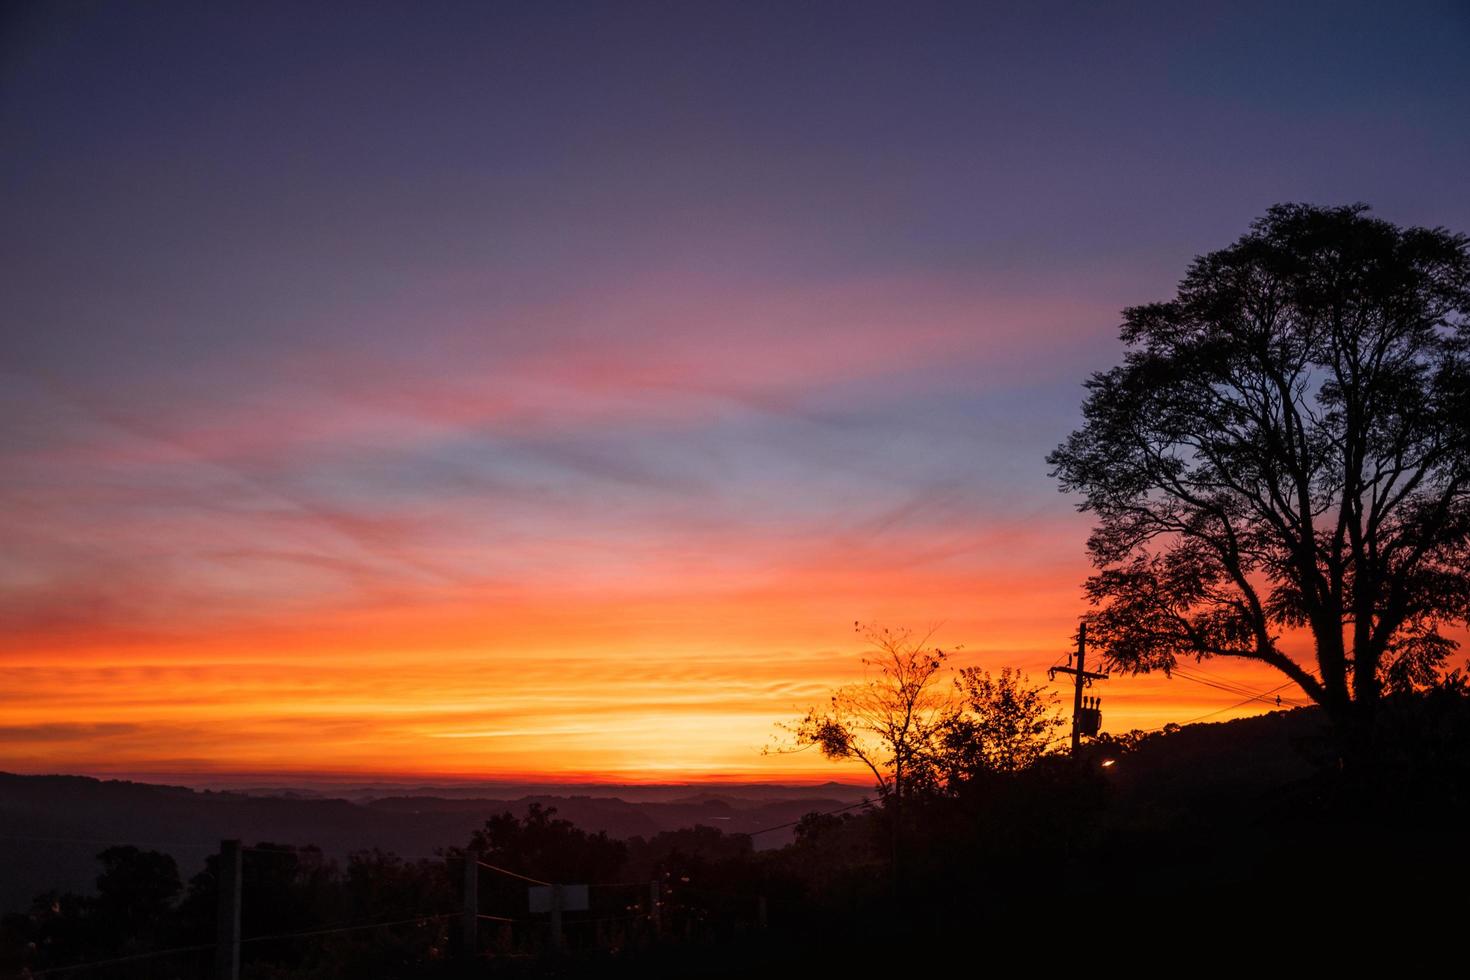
[1169,665,1308,707]
[29,943,215,977]
[1175,681,1300,726]
[241,913,453,945]
[1176,662,1311,705]
[746,798,875,837]
[1121,679,1302,735]
[1171,664,1287,701]
[475,859,551,886]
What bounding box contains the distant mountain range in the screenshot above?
[0,775,869,913]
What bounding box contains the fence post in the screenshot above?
[757,895,768,930]
[214,839,241,980]
[649,880,661,938]
[549,883,564,955]
[461,851,478,959]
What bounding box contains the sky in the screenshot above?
[2,0,1469,784]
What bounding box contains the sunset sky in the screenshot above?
[3,1,1469,783]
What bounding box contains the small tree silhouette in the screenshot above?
[772,622,956,802]
[941,667,1066,779]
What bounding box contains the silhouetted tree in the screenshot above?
[1049,203,1470,762]
[770,622,958,895]
[626,825,753,877]
[773,622,955,801]
[940,667,1065,780]
[466,803,627,884]
[90,845,180,950]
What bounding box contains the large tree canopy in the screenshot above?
[1049,203,1470,747]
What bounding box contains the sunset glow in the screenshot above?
[4,2,1467,786]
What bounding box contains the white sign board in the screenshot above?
[528,884,589,913]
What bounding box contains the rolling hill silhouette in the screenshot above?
[0,776,863,912]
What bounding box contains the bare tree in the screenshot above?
[773,622,955,802]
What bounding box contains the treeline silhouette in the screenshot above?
[0,778,859,916]
[5,682,1469,978]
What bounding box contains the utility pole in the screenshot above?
[549,884,564,956]
[649,880,662,937]
[215,839,241,980]
[461,851,478,961]
[1049,622,1108,755]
